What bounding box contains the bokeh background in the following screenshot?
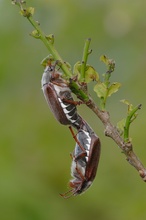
[1,0,146,219]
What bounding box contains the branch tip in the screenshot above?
[138,104,142,109]
[139,170,146,182]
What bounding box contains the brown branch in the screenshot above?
[86,97,146,182]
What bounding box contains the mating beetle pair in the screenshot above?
[41,62,101,198]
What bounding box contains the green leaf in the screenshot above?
[100,55,109,65]
[107,82,121,97]
[84,65,99,83]
[40,55,54,66]
[94,82,107,99]
[30,30,40,39]
[46,34,54,44]
[120,99,134,113]
[73,62,99,83]
[120,99,131,106]
[73,61,81,76]
[117,118,126,135]
[20,7,35,17]
[100,55,115,73]
[27,7,35,16]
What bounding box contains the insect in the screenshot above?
[60,123,101,198]
[42,61,101,198]
[41,63,82,128]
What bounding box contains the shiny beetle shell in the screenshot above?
[60,128,101,198]
[41,65,81,126]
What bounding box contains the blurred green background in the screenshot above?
[1,0,146,220]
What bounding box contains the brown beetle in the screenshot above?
[60,124,101,198]
[41,64,82,128]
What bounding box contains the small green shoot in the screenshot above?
[94,55,121,110]
[117,100,142,142]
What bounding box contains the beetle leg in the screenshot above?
[60,178,82,198]
[52,80,68,87]
[60,189,74,199]
[60,177,83,199]
[62,99,84,106]
[75,162,86,181]
[74,152,87,161]
[69,126,87,154]
[70,152,86,161]
[70,150,86,162]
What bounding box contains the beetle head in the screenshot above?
[41,65,53,86]
[60,177,92,198]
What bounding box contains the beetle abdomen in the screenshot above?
[42,83,71,125]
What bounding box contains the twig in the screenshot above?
[86,97,146,182]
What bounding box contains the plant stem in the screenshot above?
[100,73,111,111]
[124,104,142,142]
[80,38,91,81]
[27,16,72,78]
[86,99,146,182]
[12,1,92,102]
[13,1,72,78]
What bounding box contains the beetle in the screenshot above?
[41,63,83,128]
[60,124,101,198]
[42,62,101,198]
